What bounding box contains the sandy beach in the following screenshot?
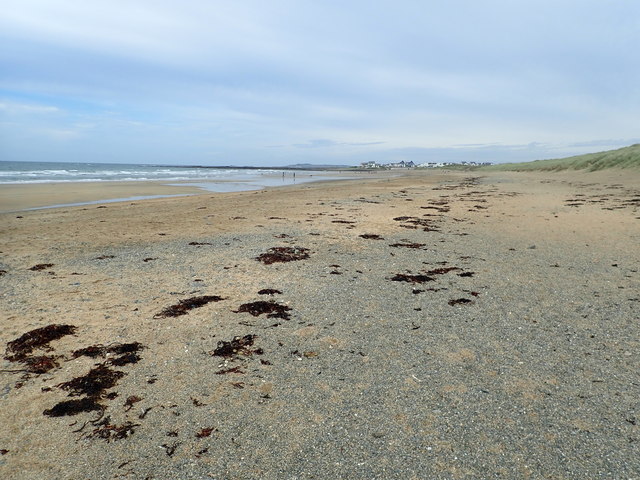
[1,168,638,479]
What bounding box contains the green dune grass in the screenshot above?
[482,144,640,172]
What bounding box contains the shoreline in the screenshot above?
[0,170,388,213]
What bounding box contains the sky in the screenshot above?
[1,0,639,166]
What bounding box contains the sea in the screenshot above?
[0,160,351,210]
[0,161,334,186]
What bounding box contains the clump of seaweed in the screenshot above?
[448,298,474,306]
[5,324,77,361]
[107,353,142,367]
[215,366,245,375]
[390,273,435,283]
[88,417,139,442]
[43,398,104,417]
[72,342,144,359]
[234,301,291,320]
[426,267,461,275]
[21,355,60,374]
[258,289,282,295]
[389,243,425,249]
[256,246,310,265]
[154,295,226,318]
[393,216,440,231]
[210,335,261,358]
[359,234,383,240]
[29,263,54,271]
[196,427,216,438]
[57,365,125,397]
[43,342,146,416]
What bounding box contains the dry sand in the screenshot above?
[0,169,638,479]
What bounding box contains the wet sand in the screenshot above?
[0,171,371,213]
[0,181,202,213]
[1,168,639,479]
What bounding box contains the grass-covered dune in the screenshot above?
[482,143,640,172]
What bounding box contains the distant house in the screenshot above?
[418,162,447,168]
[360,161,381,168]
[389,160,415,168]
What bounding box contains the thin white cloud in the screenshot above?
[290,139,386,149]
[0,101,61,114]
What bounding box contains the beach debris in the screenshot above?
[258,288,282,295]
[390,273,435,283]
[161,442,180,456]
[393,216,440,231]
[143,257,157,262]
[234,301,291,320]
[43,398,104,417]
[5,324,77,361]
[195,447,209,458]
[448,298,474,306]
[89,417,139,442]
[215,366,245,375]
[188,242,212,246]
[57,365,125,397]
[28,263,54,271]
[359,234,384,240]
[196,427,216,438]
[124,395,142,411]
[154,295,225,318]
[94,255,115,260]
[210,335,261,358]
[139,407,153,419]
[421,205,450,213]
[291,350,318,359]
[0,269,7,276]
[458,271,475,277]
[256,246,310,264]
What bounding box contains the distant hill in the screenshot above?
[482,144,640,172]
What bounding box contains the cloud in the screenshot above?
[1,1,639,165]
